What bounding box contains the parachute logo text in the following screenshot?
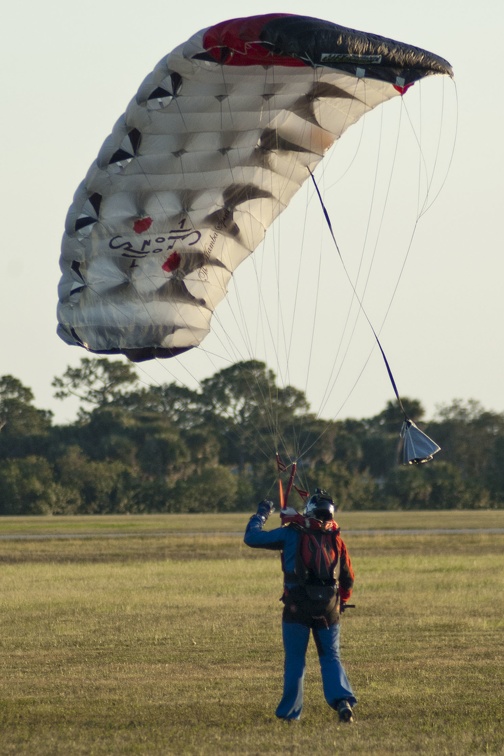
[200,233,218,282]
[200,206,233,281]
[108,225,202,264]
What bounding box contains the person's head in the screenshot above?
[303,488,336,522]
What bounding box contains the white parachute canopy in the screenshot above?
[57,13,452,363]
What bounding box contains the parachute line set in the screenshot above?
[58,13,453,472]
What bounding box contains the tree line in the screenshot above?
[1,358,503,514]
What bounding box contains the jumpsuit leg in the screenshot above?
[313,623,357,709]
[275,622,310,720]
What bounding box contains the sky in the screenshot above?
[2,0,502,427]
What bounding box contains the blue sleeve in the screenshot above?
[244,516,300,576]
[244,514,287,551]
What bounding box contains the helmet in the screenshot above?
[303,488,335,521]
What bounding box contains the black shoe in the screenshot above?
[337,699,354,723]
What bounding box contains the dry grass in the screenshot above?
[0,515,503,754]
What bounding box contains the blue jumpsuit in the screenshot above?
[244,514,357,720]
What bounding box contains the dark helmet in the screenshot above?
[303,488,335,521]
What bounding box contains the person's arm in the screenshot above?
[244,500,286,551]
[338,537,355,603]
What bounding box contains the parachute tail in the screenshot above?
[400,420,441,465]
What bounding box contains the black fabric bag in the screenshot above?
[304,583,337,603]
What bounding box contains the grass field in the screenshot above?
[1,512,503,754]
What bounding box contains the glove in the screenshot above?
[256,500,275,522]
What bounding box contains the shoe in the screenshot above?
[337,699,354,723]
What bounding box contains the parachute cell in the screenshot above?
[57,14,452,362]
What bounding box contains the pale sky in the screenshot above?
[2,0,502,426]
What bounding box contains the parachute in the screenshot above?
[57,13,452,363]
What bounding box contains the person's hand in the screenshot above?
[256,500,275,521]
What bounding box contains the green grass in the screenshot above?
[0,514,503,754]
[1,509,504,536]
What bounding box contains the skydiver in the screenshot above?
[244,489,356,723]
